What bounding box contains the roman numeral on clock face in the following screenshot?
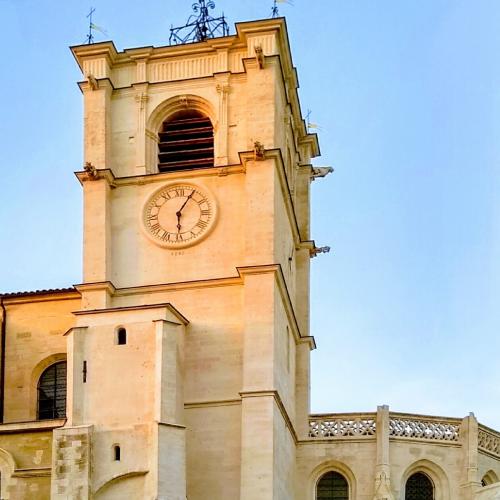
[150,223,161,234]
[196,220,208,229]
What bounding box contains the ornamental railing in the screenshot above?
[388,413,460,442]
[308,411,500,451]
[478,425,500,458]
[308,413,376,439]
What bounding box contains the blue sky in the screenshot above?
[1,0,499,429]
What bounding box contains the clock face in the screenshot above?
[143,184,216,248]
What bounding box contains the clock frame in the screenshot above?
[142,183,217,249]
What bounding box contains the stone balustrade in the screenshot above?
[308,413,377,439]
[307,410,500,454]
[388,413,461,442]
[478,425,500,458]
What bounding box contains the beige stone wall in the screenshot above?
[297,440,377,499]
[389,440,463,499]
[475,483,500,500]
[108,172,247,288]
[477,452,500,481]
[0,425,60,500]
[2,293,79,423]
[185,403,241,499]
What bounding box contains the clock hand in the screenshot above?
[176,212,182,233]
[177,190,195,216]
[175,191,195,233]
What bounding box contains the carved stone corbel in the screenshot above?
[255,45,265,69]
[253,141,265,161]
[86,73,99,91]
[373,471,395,500]
[84,162,98,180]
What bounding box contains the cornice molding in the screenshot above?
[240,389,298,443]
[72,302,189,325]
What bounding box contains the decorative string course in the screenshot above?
[309,414,377,439]
[478,426,500,457]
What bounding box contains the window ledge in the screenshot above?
[0,419,66,434]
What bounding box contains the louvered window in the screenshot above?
[158,111,214,172]
[405,472,434,500]
[37,361,67,420]
[316,471,348,500]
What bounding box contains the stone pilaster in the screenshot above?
[374,405,395,500]
[215,74,230,166]
[134,83,149,175]
[461,413,480,500]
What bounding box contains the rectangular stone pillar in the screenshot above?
[65,327,87,427]
[147,319,186,500]
[240,393,275,500]
[51,425,93,499]
[82,176,112,284]
[83,80,112,169]
[374,405,395,500]
[461,413,480,500]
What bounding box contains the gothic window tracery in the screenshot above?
[405,472,434,500]
[37,361,67,420]
[316,471,349,500]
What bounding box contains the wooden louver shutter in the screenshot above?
[158,115,214,172]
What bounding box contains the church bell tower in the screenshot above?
[56,11,321,499]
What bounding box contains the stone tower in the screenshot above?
[57,17,320,499]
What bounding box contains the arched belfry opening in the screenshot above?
[158,110,214,172]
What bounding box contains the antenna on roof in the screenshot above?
[85,7,107,44]
[271,0,294,18]
[169,0,230,45]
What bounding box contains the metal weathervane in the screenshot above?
[169,0,229,45]
[271,0,294,18]
[86,7,96,44]
[85,7,107,44]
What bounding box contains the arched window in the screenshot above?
[113,445,121,461]
[158,110,214,172]
[37,361,67,420]
[405,472,434,500]
[481,470,499,486]
[117,327,127,345]
[317,471,348,500]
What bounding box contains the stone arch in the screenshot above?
[310,460,356,499]
[400,459,450,500]
[146,94,217,173]
[0,447,17,500]
[482,470,500,486]
[29,353,67,420]
[148,94,216,132]
[94,470,148,499]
